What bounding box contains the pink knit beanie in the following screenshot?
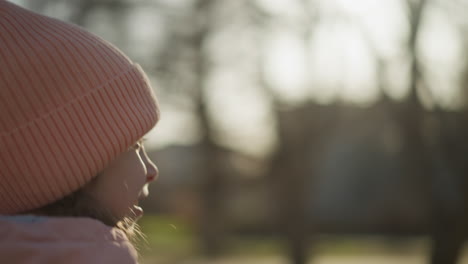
[0,1,160,214]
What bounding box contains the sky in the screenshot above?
[11,0,465,157]
[199,0,463,157]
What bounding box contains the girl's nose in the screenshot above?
[146,161,158,183]
[141,148,158,182]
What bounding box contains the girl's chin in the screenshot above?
[130,205,144,219]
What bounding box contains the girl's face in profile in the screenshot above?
[87,140,158,221]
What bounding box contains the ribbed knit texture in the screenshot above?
[0,1,160,214]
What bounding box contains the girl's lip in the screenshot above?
[132,205,144,218]
[138,185,149,200]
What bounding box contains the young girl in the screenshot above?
[0,1,160,263]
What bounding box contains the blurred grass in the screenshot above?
[137,215,468,264]
[138,214,287,258]
[313,235,430,256]
[138,214,429,256]
[137,214,197,258]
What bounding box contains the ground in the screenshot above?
[138,215,468,264]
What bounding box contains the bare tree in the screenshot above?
[399,1,468,263]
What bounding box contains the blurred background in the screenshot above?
[11,0,468,263]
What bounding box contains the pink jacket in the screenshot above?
[0,215,139,264]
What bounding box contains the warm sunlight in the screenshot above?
[261,0,406,106]
[259,0,462,109]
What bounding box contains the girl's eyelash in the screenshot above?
[129,138,147,150]
[131,141,143,150]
